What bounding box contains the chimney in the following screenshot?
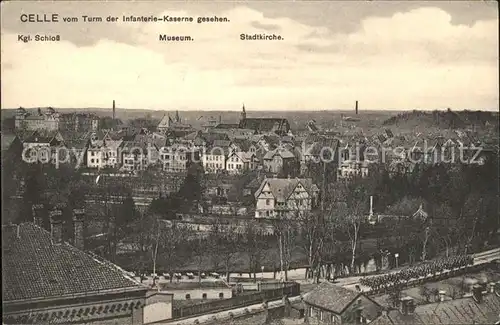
[112,100,116,120]
[49,209,63,244]
[32,204,45,227]
[439,290,446,302]
[472,284,483,303]
[400,297,415,315]
[489,282,496,293]
[72,209,85,250]
[355,101,359,115]
[219,115,222,124]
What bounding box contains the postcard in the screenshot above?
[1,1,499,325]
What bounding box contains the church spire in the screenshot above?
[241,103,246,121]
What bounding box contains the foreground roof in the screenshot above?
[303,281,360,314]
[1,134,18,151]
[239,118,289,133]
[384,293,500,325]
[2,223,146,303]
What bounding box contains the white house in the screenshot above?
[159,281,233,301]
[226,151,258,174]
[87,139,123,169]
[254,177,320,218]
[201,146,228,173]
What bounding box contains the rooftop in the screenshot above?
[2,223,146,303]
[384,293,500,325]
[255,178,319,203]
[303,281,360,314]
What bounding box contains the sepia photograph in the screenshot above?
[1,0,499,324]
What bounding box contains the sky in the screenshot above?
[1,1,498,111]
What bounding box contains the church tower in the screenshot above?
[241,103,247,121]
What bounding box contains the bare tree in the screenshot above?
[157,221,189,283]
[330,182,368,274]
[243,224,268,282]
[297,211,325,282]
[207,217,225,272]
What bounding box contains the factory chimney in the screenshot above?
[355,101,359,115]
[112,100,116,120]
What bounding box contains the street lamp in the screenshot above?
[394,253,399,269]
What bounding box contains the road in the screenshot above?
[341,247,500,292]
[138,248,500,292]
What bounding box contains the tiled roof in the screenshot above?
[263,148,296,160]
[2,223,146,302]
[370,313,395,325]
[215,123,240,129]
[213,139,232,148]
[232,139,253,152]
[64,139,89,150]
[1,134,17,151]
[385,293,500,325]
[121,140,152,151]
[239,118,289,133]
[255,178,319,202]
[303,281,360,313]
[201,132,230,144]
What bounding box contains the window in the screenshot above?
[91,159,95,163]
[219,293,224,299]
[330,314,335,323]
[266,199,270,205]
[202,293,207,299]
[185,294,191,300]
[319,311,323,321]
[308,307,313,317]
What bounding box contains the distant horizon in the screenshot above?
[1,106,499,113]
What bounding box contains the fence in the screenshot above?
[172,282,300,319]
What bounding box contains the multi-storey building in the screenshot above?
[157,111,193,134]
[238,104,291,135]
[15,107,60,131]
[159,144,198,173]
[87,139,123,169]
[202,146,228,173]
[121,141,158,171]
[59,113,99,132]
[254,177,319,218]
[226,151,259,174]
[22,130,65,165]
[263,147,297,174]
